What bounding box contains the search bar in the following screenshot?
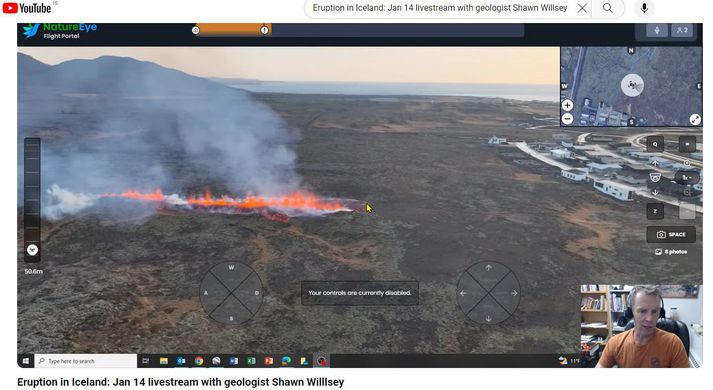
[305,1,622,19]
[34,354,137,368]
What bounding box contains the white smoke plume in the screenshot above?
[44,184,97,220]
[18,55,305,220]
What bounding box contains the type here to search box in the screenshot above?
[34,354,136,368]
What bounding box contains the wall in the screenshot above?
[664,285,703,366]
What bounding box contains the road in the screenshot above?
[569,47,587,105]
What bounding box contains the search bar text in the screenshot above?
[305,0,624,19]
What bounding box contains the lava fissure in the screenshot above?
[99,189,354,221]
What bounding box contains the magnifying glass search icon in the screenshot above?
[38,357,45,364]
[603,2,613,12]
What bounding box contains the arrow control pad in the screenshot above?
[456,261,520,324]
[199,262,264,325]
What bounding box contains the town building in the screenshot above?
[550,149,571,159]
[587,162,623,174]
[561,168,588,182]
[593,180,634,201]
[488,136,507,145]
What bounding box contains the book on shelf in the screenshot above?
[581,334,606,342]
[581,321,608,328]
[581,334,607,352]
[580,284,602,292]
[581,295,607,311]
[609,292,629,312]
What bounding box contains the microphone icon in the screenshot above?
[642,3,648,12]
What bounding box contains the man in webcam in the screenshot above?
[596,285,688,368]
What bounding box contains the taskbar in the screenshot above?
[18,353,581,368]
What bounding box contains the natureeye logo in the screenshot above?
[22,23,39,39]
[22,23,99,40]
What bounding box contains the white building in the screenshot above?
[573,145,597,151]
[561,168,588,182]
[593,180,634,201]
[488,136,507,145]
[551,149,571,159]
[587,162,623,174]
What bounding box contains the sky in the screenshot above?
[18,47,558,84]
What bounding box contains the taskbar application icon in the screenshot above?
[194,356,204,366]
[281,356,292,367]
[136,354,316,368]
[314,353,330,367]
[176,356,187,366]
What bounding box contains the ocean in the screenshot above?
[229,81,558,102]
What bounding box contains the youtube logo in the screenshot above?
[3,2,19,13]
[2,2,52,13]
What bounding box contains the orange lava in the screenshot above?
[100,189,347,212]
[186,191,345,211]
[101,189,165,201]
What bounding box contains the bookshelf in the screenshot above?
[608,285,631,336]
[580,285,633,340]
[580,285,636,365]
[580,285,610,352]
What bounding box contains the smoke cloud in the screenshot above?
[44,184,97,220]
[18,55,303,220]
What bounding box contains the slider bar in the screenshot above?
[24,137,41,263]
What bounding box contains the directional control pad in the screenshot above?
[199,262,264,325]
[457,261,521,324]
